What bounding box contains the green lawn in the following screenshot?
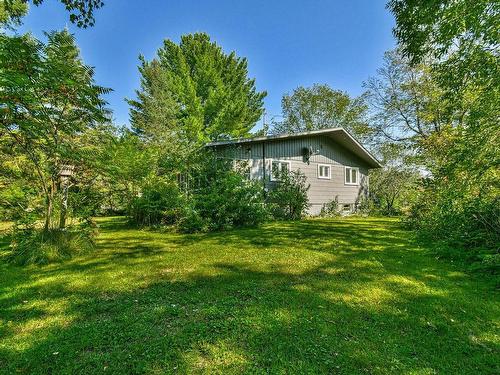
[0,217,498,374]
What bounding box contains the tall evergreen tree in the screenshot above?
[128,33,266,145]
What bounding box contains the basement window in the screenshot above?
[345,166,359,185]
[342,204,352,212]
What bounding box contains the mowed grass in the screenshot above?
[0,217,498,374]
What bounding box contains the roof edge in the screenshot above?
[206,128,382,168]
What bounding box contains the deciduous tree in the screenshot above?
[1,0,103,28]
[271,84,370,140]
[0,30,110,230]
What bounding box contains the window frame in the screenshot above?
[233,159,252,180]
[270,160,292,181]
[317,163,332,180]
[342,203,353,212]
[344,166,359,185]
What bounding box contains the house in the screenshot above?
[206,127,381,215]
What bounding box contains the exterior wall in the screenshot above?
[214,135,370,215]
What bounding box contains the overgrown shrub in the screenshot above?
[176,205,207,233]
[129,176,187,226]
[354,196,376,216]
[185,169,267,232]
[8,222,97,266]
[404,175,500,272]
[267,170,310,220]
[320,196,341,217]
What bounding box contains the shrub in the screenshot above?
[404,177,500,272]
[320,196,341,217]
[8,222,97,266]
[355,196,375,216]
[129,176,187,226]
[190,170,267,231]
[176,205,207,234]
[267,170,310,220]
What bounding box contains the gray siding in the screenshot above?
[213,135,370,215]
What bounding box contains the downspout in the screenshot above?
[262,141,266,192]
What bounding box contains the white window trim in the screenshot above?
[270,160,291,181]
[233,159,252,179]
[317,163,331,179]
[344,166,359,185]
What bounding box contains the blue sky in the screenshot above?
[19,0,395,130]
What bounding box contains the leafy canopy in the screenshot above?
[272,84,370,140]
[1,0,104,28]
[363,49,450,151]
[129,32,267,145]
[387,0,500,255]
[0,30,111,229]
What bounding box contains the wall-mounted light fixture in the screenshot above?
[302,146,320,164]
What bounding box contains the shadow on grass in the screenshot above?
[0,217,498,374]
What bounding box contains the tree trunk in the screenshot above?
[59,178,68,229]
[44,179,56,231]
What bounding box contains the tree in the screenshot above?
[1,0,104,28]
[271,84,370,139]
[97,128,161,213]
[368,143,419,215]
[363,49,449,149]
[129,33,267,148]
[387,1,500,259]
[387,0,499,134]
[0,0,27,27]
[0,30,110,230]
[387,0,498,66]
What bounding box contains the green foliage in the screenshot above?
[369,167,419,215]
[0,0,28,27]
[405,127,500,257]
[386,1,500,267]
[176,205,207,234]
[363,49,449,149]
[109,147,268,232]
[0,138,40,220]
[272,84,371,139]
[320,196,341,217]
[129,32,266,147]
[176,156,267,232]
[8,222,96,265]
[129,176,187,227]
[97,128,160,213]
[368,143,420,216]
[267,170,310,220]
[2,216,498,373]
[388,0,498,67]
[356,195,375,216]
[190,170,267,232]
[1,0,103,28]
[0,30,111,231]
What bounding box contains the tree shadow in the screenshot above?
[0,217,498,374]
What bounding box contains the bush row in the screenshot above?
[128,166,311,233]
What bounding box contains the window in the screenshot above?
[342,204,352,212]
[234,159,252,180]
[345,166,359,185]
[270,160,291,181]
[317,164,331,179]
